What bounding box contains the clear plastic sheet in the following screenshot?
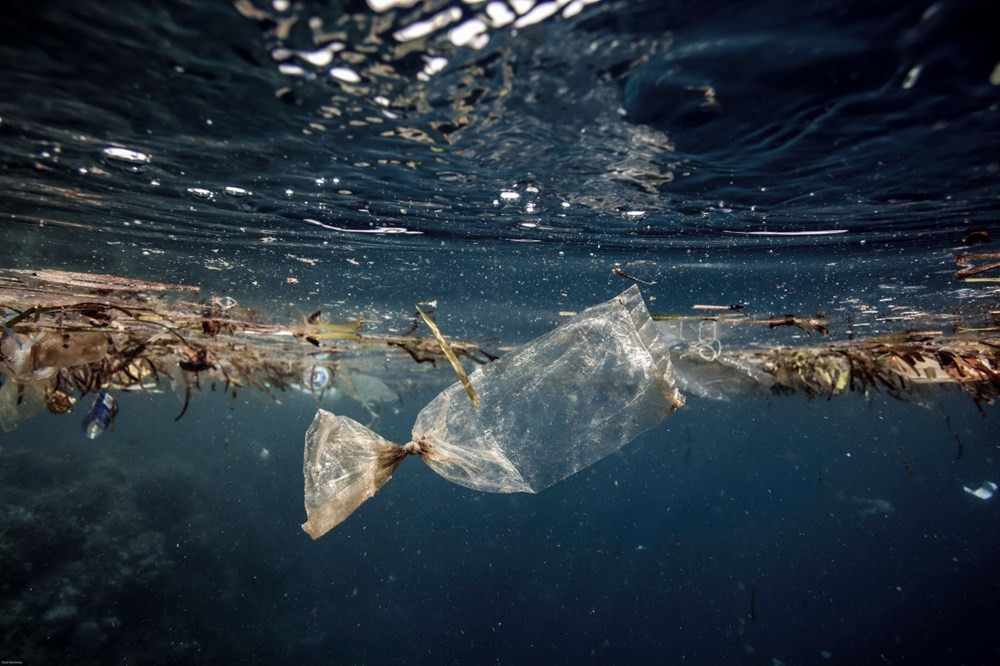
[302,286,685,538]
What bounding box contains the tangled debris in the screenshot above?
[2,269,998,433]
[0,269,494,432]
[664,309,1000,405]
[729,334,1000,403]
[301,286,683,537]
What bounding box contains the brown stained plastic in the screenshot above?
[301,413,408,539]
[301,286,685,538]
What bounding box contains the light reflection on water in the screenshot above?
[1,0,996,279]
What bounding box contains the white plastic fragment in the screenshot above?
[963,481,997,500]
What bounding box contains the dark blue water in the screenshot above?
[1,0,999,664]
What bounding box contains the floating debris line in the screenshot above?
[722,337,1000,402]
[0,269,493,431]
[1,270,998,433]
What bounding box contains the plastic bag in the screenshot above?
[0,327,52,431]
[301,286,685,538]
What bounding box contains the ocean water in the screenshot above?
[1,0,999,664]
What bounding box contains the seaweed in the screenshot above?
[2,268,997,434]
[0,269,497,431]
[741,337,1000,404]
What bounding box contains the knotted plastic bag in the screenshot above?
[302,285,684,538]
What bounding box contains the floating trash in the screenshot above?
[1,267,998,450]
[963,481,997,500]
[0,268,493,432]
[301,286,685,538]
[81,388,117,440]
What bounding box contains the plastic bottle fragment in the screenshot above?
[963,481,997,500]
[81,388,117,440]
[301,286,685,538]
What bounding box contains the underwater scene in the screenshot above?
[2,0,999,664]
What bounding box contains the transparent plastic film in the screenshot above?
[302,286,684,538]
[301,410,407,538]
[413,284,684,493]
